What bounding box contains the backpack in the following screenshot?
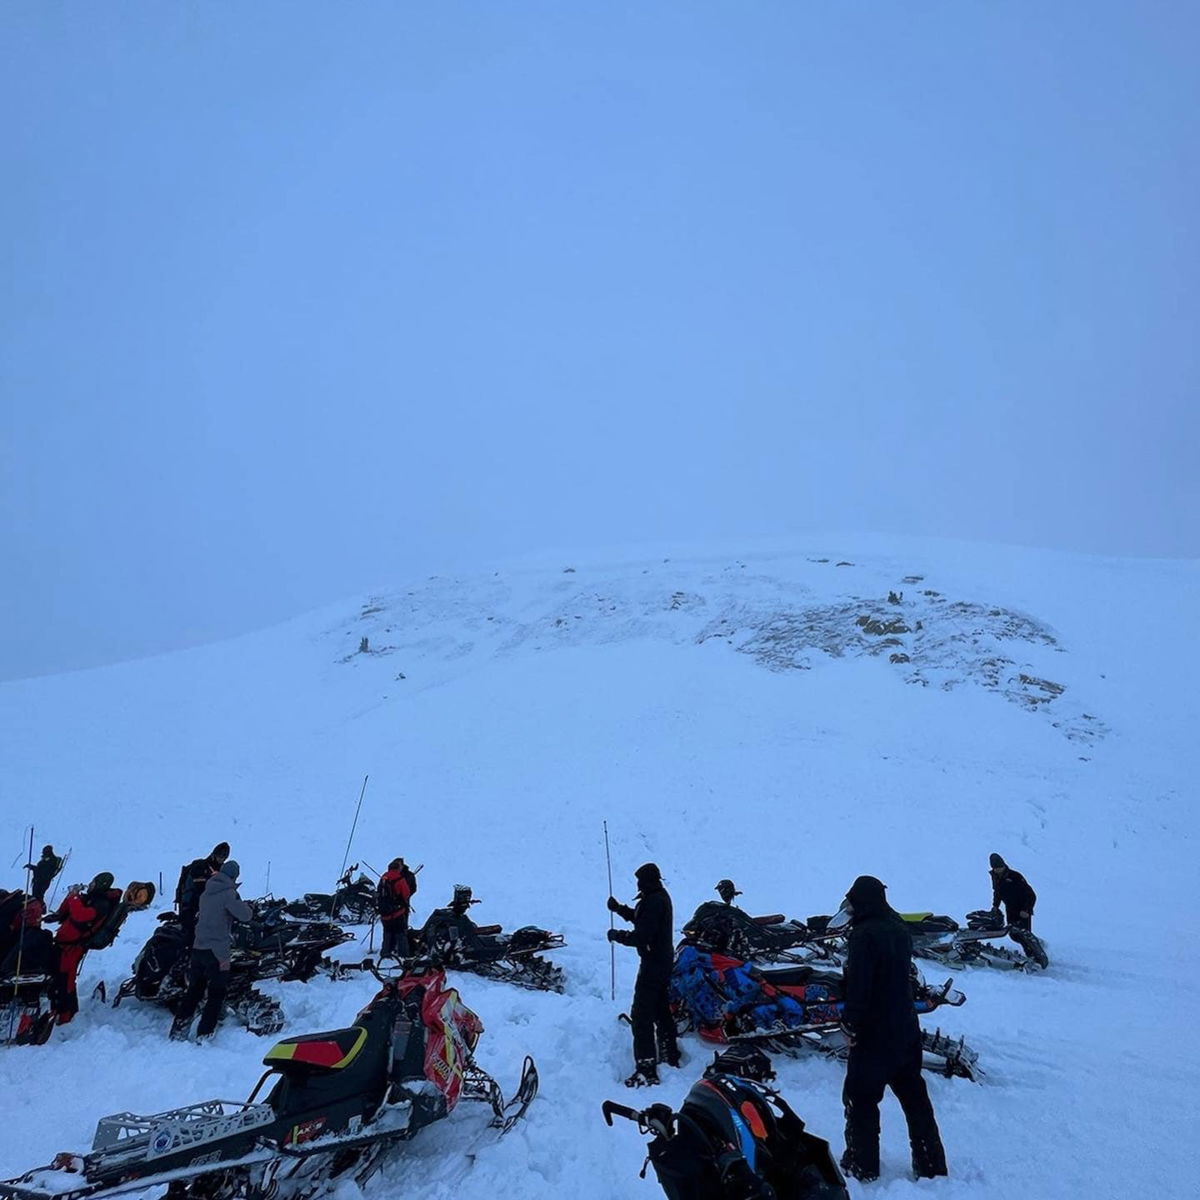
[83,886,144,951]
[649,1077,849,1200]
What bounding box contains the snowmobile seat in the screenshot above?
[264,1025,368,1075]
[901,912,959,933]
[757,963,843,990]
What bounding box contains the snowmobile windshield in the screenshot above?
[829,900,853,931]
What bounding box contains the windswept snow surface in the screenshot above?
[1,538,1197,1197]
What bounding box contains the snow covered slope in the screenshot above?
[1,538,1197,1197]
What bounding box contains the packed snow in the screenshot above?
[1,537,1197,1197]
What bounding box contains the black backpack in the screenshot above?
[648,1078,849,1200]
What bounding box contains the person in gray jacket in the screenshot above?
[170,860,253,1040]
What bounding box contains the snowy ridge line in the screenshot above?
[333,556,1103,743]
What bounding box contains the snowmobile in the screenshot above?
[112,906,352,1037]
[902,909,1050,972]
[282,866,377,925]
[604,1046,850,1199]
[682,881,841,964]
[412,886,565,993]
[670,945,979,1080]
[232,900,356,975]
[0,964,537,1200]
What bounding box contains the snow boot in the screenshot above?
[624,1061,660,1088]
[840,1151,879,1183]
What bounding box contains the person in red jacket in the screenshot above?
[377,858,417,960]
[49,872,117,1024]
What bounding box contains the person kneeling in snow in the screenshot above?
[171,859,252,1041]
[608,862,679,1088]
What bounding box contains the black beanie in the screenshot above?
[989,853,1006,870]
[213,842,231,860]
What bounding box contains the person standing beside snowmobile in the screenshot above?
[48,872,119,1025]
[171,859,253,1041]
[839,874,947,1182]
[175,842,230,948]
[988,853,1036,931]
[378,857,417,959]
[608,861,679,1087]
[25,845,64,903]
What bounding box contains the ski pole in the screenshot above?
[604,820,615,1002]
[333,775,369,919]
[7,829,35,1041]
[47,849,71,909]
[9,825,33,870]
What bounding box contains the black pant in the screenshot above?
[843,1039,946,1179]
[380,916,409,959]
[631,966,677,1068]
[179,906,199,949]
[175,949,229,1037]
[1006,906,1033,932]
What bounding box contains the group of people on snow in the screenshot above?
[606,852,1037,1183]
[6,830,1038,1185]
[1,846,124,1028]
[167,844,419,1041]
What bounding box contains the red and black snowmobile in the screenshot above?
[1,964,537,1200]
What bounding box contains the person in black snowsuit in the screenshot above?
[24,846,64,904]
[989,853,1037,930]
[839,875,947,1183]
[608,861,679,1087]
[175,842,230,948]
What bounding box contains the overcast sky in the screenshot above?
[2,2,1196,680]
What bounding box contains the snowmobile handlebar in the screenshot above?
[602,1100,641,1126]
[602,1100,674,1138]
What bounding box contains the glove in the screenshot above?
[606,928,620,943]
[606,895,622,914]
